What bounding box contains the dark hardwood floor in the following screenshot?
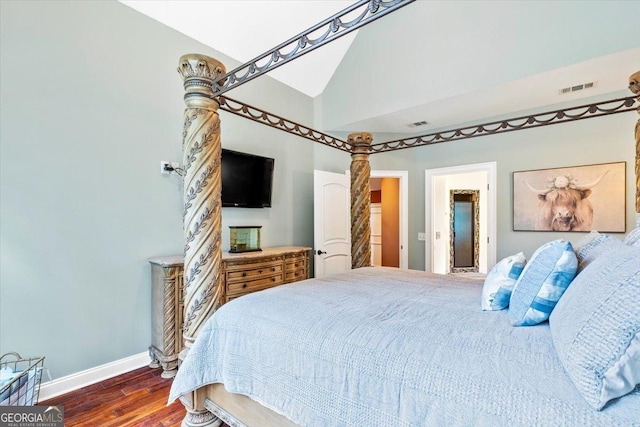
[39,366,229,427]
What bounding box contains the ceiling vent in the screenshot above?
[406,120,429,128]
[559,81,596,95]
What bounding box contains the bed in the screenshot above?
[169,3,640,424]
[169,261,640,426]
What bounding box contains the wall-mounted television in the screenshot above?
[221,148,274,208]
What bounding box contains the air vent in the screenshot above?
[406,120,429,128]
[559,81,596,95]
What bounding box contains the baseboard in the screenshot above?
[38,352,152,402]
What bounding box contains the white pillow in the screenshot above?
[550,240,640,409]
[623,226,640,247]
[572,230,601,255]
[481,252,526,311]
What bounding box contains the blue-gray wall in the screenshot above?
[1,0,637,383]
[0,0,318,380]
[319,0,639,270]
[369,112,638,270]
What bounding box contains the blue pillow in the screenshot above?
[508,240,577,326]
[550,240,640,410]
[481,252,526,311]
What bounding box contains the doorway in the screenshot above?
[450,190,479,273]
[424,162,497,274]
[370,177,400,267]
[314,169,408,278]
[370,170,408,269]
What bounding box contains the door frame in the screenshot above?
[424,162,497,273]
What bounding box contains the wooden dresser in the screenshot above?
[148,246,311,378]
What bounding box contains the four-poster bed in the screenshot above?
[168,1,640,425]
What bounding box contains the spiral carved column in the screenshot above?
[177,54,226,427]
[349,132,373,269]
[629,71,640,218]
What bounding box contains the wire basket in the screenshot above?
[0,352,45,406]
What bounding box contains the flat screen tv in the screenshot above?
[221,148,274,208]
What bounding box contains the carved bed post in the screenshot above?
[177,54,226,427]
[349,132,373,269]
[629,71,640,224]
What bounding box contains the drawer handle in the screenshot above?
[242,283,247,288]
[258,269,263,274]
[271,277,276,282]
[242,272,247,277]
[271,267,275,272]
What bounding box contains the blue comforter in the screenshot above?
[169,267,640,426]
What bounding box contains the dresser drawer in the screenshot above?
[285,256,305,272]
[225,261,282,282]
[227,273,284,296]
[285,268,307,282]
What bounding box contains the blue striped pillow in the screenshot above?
[508,240,577,326]
[481,252,526,311]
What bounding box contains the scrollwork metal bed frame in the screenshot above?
[174,1,640,425]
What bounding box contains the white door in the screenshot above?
[314,170,351,278]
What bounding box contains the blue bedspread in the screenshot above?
[169,267,640,426]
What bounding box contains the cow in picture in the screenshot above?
[525,171,609,231]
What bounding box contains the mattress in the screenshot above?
[170,267,640,426]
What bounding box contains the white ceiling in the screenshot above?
[120,1,639,137]
[120,0,357,98]
[336,49,639,135]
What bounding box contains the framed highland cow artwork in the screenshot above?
[513,162,626,232]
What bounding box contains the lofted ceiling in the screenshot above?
[120,1,639,139]
[120,0,357,98]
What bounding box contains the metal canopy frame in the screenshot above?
[370,96,637,153]
[218,96,351,152]
[218,95,637,155]
[211,0,414,96]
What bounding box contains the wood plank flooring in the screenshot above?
[39,366,230,427]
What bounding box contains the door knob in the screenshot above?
[316,249,327,255]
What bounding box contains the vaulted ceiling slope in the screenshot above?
[320,1,640,137]
[121,1,639,140]
[119,0,357,98]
